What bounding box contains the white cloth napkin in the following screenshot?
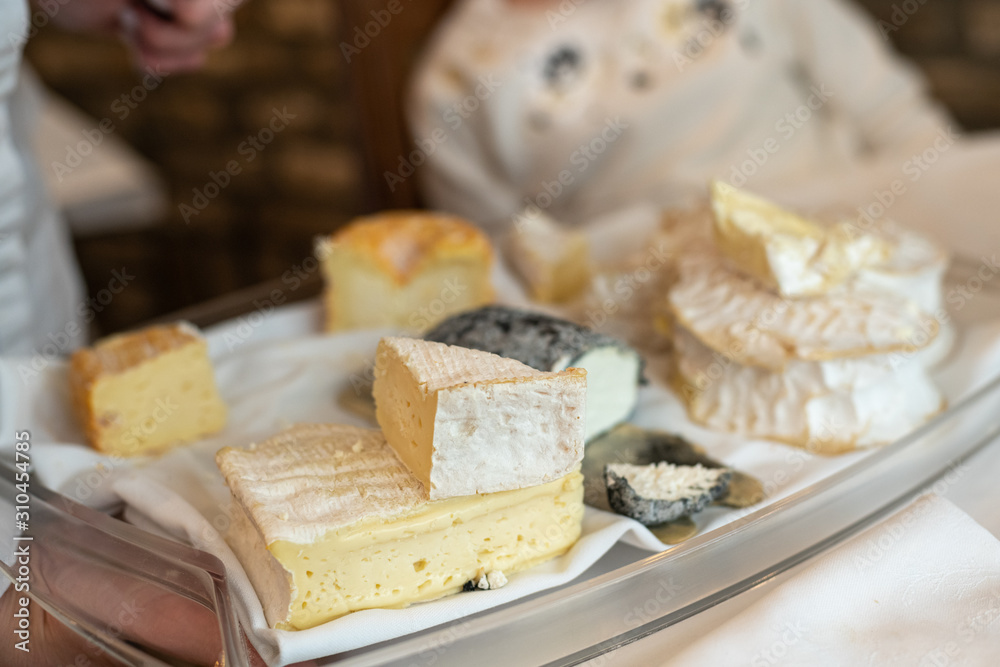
[627,494,1000,666]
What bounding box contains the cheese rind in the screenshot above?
[69,322,227,456]
[673,325,945,452]
[373,337,586,499]
[217,423,584,630]
[711,181,889,296]
[316,211,494,332]
[668,245,938,370]
[424,306,644,440]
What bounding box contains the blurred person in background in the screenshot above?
[408,0,956,234]
[0,1,240,664]
[0,0,234,356]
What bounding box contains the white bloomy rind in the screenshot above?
[374,337,586,500]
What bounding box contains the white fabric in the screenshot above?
[590,494,1000,666]
[0,2,86,355]
[408,0,951,233]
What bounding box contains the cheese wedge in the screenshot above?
[673,325,944,452]
[217,424,584,630]
[316,211,494,332]
[69,322,227,456]
[711,181,889,296]
[506,210,591,303]
[373,337,586,499]
[424,306,643,441]
[667,245,938,370]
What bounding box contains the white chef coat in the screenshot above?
[0,1,86,356]
[408,0,952,233]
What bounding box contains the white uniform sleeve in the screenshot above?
[779,0,953,154]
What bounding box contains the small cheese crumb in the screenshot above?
[486,571,508,590]
[465,570,508,591]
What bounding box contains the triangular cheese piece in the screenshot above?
[711,181,889,296]
[373,337,586,499]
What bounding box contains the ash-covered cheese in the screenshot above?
[605,461,731,525]
[424,306,644,439]
[608,463,728,501]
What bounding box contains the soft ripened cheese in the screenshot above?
[850,218,949,314]
[217,424,584,630]
[606,462,728,501]
[667,245,938,370]
[506,210,591,303]
[373,337,586,499]
[423,306,643,441]
[711,181,889,297]
[315,211,494,332]
[69,322,227,456]
[673,325,944,452]
[556,346,640,440]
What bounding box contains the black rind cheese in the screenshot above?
[604,466,732,525]
[423,305,646,381]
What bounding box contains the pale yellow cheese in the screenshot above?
[217,424,583,630]
[711,181,889,296]
[506,211,591,303]
[316,211,494,332]
[373,337,586,500]
[69,323,227,456]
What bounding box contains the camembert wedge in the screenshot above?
[69,322,227,456]
[711,181,888,296]
[217,423,584,630]
[374,337,586,499]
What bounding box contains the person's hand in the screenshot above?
[47,0,237,73]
